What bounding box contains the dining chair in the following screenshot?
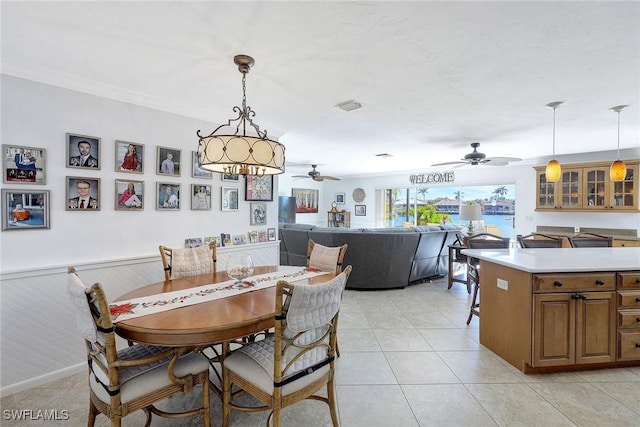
[159,241,217,280]
[222,265,352,427]
[567,232,613,248]
[463,233,511,324]
[517,233,564,248]
[66,267,211,427]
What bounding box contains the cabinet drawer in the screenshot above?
[618,331,640,361]
[618,272,640,289]
[617,310,640,328]
[533,273,616,293]
[618,291,640,309]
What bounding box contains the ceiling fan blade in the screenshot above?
[431,161,467,166]
[313,177,325,182]
[486,156,522,163]
[320,176,340,181]
[486,161,509,166]
[291,175,310,179]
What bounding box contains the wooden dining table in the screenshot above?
[114,266,335,348]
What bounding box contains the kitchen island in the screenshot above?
[461,247,640,373]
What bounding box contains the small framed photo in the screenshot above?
[268,227,276,241]
[115,179,144,211]
[245,175,273,201]
[221,173,239,182]
[258,229,268,242]
[67,133,100,169]
[3,145,46,185]
[335,193,346,204]
[355,204,367,216]
[157,146,181,176]
[250,202,267,225]
[192,151,213,179]
[221,187,239,211]
[185,237,203,248]
[233,233,247,245]
[157,182,181,210]
[115,141,144,173]
[248,230,258,244]
[2,189,50,231]
[66,176,101,210]
[191,184,212,210]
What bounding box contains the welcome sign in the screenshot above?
[409,171,455,185]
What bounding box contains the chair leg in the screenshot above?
[202,376,211,427]
[222,371,231,427]
[466,280,480,325]
[272,407,281,427]
[327,380,339,427]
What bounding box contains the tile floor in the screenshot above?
[2,277,639,426]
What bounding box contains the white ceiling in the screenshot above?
[2,1,639,178]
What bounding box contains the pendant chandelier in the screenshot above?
[197,55,285,176]
[545,101,563,183]
[609,105,628,182]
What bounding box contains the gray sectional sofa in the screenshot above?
[279,223,463,290]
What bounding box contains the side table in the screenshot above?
[448,244,470,293]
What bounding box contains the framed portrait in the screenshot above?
[185,237,203,248]
[191,184,212,210]
[258,229,268,242]
[3,144,46,185]
[2,189,50,231]
[221,172,239,182]
[355,204,367,216]
[268,227,276,241]
[335,193,346,204]
[292,188,319,213]
[221,187,239,211]
[248,230,258,244]
[67,133,101,169]
[245,175,273,201]
[192,151,213,179]
[156,146,181,176]
[115,140,144,173]
[250,202,267,225]
[115,179,144,211]
[157,182,181,210]
[66,176,101,211]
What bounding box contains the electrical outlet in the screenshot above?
[497,278,508,290]
[574,226,580,233]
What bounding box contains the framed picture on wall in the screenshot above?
[157,182,181,210]
[66,176,101,210]
[191,184,212,210]
[355,204,367,216]
[335,192,346,204]
[192,151,213,179]
[268,227,276,241]
[157,146,181,176]
[1,189,50,231]
[222,173,239,182]
[245,175,273,201]
[115,140,144,173]
[221,187,239,211]
[115,179,144,210]
[250,202,267,225]
[3,144,46,185]
[67,133,101,169]
[292,188,319,213]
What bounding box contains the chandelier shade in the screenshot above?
[609,105,628,182]
[545,101,563,183]
[197,54,285,176]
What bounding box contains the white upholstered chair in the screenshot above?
[306,239,348,275]
[67,267,211,427]
[159,241,217,280]
[222,265,352,427]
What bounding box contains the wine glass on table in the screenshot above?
[226,254,255,284]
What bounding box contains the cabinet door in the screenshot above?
[575,292,616,364]
[559,169,582,208]
[536,170,557,209]
[583,166,609,209]
[533,294,575,366]
[610,164,638,210]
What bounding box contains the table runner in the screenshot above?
[109,267,326,322]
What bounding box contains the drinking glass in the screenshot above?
[226,253,254,281]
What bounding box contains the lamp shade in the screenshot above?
[459,205,482,221]
[198,134,285,175]
[609,159,627,182]
[545,159,561,182]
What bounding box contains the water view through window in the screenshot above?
[384,184,516,239]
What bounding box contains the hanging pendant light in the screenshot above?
[545,101,563,182]
[197,55,285,176]
[609,105,628,182]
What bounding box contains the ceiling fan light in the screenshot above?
[610,159,627,182]
[546,159,561,182]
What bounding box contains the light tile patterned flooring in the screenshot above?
[2,278,639,426]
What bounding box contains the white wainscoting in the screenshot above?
[0,242,279,396]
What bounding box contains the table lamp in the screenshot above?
[460,204,483,235]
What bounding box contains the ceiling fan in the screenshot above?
[431,142,522,167]
[291,165,341,182]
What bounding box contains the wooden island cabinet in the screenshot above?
[462,247,640,373]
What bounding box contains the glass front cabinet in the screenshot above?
[535,160,638,212]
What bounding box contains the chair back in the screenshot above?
[567,232,613,248]
[517,233,563,248]
[159,242,217,280]
[307,239,348,275]
[274,265,352,386]
[464,233,511,250]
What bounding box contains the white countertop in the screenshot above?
[461,247,640,273]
